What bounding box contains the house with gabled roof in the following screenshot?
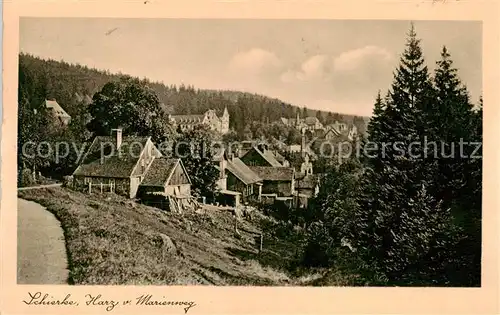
[138,158,192,197]
[72,129,162,198]
[295,173,320,198]
[226,155,263,202]
[248,166,295,197]
[240,144,283,167]
[43,99,71,125]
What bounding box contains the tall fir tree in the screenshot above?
[428,46,476,206]
[349,24,457,284]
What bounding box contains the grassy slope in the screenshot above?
[18,187,327,286]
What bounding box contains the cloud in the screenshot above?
[280,54,332,83]
[281,45,393,84]
[224,46,394,116]
[333,45,392,73]
[276,46,394,115]
[227,48,282,77]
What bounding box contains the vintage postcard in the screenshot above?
[1,0,499,314]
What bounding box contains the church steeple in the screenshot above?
[221,106,230,134]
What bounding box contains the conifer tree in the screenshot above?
[349,24,457,284]
[428,46,476,206]
[365,91,384,142]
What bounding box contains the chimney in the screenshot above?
[111,128,123,149]
[301,128,306,157]
[257,143,265,153]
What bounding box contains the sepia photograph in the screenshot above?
[16,16,483,289]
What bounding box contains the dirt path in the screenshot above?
[17,198,69,284]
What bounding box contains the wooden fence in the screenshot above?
[87,182,115,194]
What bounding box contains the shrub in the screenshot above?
[20,169,35,187]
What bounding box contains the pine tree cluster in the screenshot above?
[304,24,482,286]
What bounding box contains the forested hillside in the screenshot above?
[18,53,368,136]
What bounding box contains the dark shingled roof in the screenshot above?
[73,136,150,178]
[248,166,294,181]
[141,158,181,187]
[249,147,282,167]
[170,114,205,124]
[226,158,262,185]
[274,151,287,164]
[296,174,318,189]
[304,116,320,125]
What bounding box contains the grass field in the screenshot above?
[18,187,336,285]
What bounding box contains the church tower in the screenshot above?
[221,106,230,134]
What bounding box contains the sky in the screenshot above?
[19,18,482,117]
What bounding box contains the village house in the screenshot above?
[225,155,263,202]
[212,148,263,204]
[72,129,162,199]
[138,158,192,197]
[211,148,244,208]
[168,107,230,134]
[248,166,295,197]
[295,173,320,198]
[278,113,324,132]
[43,99,71,125]
[240,144,283,167]
[213,149,228,192]
[303,116,324,131]
[328,121,348,133]
[324,121,358,141]
[235,140,258,158]
[136,158,194,212]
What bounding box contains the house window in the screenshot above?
[84,177,91,184]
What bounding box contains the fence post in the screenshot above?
[88,182,91,194]
[259,233,263,254]
[100,183,103,193]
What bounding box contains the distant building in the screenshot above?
[323,127,342,141]
[300,154,313,176]
[324,121,358,141]
[168,107,229,134]
[43,99,71,125]
[287,144,302,153]
[303,116,324,131]
[348,124,359,140]
[278,112,324,132]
